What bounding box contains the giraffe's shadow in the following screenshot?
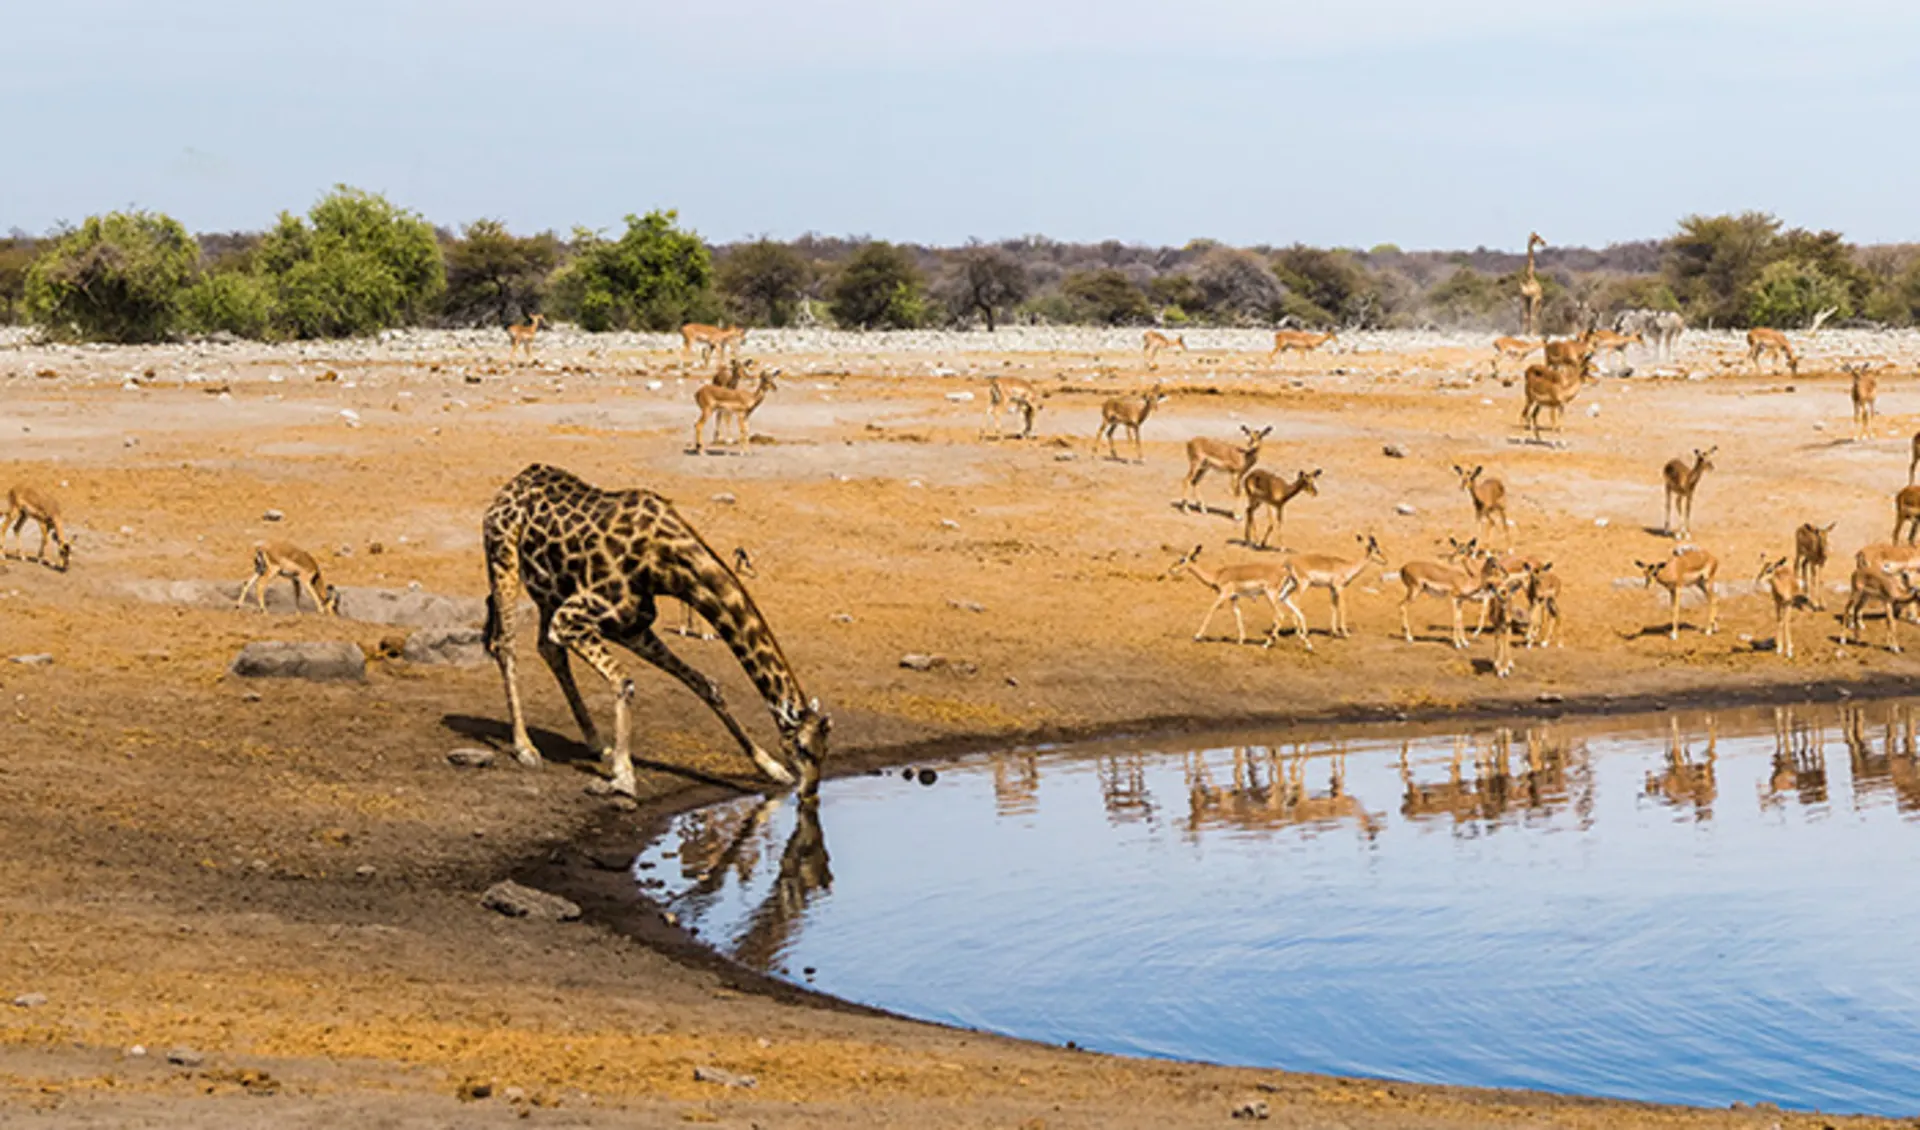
[439,714,754,792]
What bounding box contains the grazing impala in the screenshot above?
[1269,330,1336,364]
[1166,545,1312,651]
[1397,538,1494,649]
[692,369,778,454]
[1794,522,1834,608]
[1094,384,1169,462]
[3,485,73,571]
[1240,468,1321,550]
[1454,464,1513,546]
[1143,330,1187,369]
[986,375,1043,438]
[1181,425,1271,513]
[1636,546,1720,639]
[1661,447,1716,538]
[1844,560,1920,652]
[681,323,746,365]
[506,313,545,364]
[1587,328,1642,374]
[1747,328,1798,374]
[236,541,338,615]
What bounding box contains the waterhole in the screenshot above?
[636,700,1920,1116]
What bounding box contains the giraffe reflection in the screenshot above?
[662,795,831,974]
[1645,716,1718,818]
[1185,746,1383,840]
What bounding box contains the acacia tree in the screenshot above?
[257,186,445,337]
[1061,268,1151,325]
[25,211,198,341]
[717,238,810,326]
[942,243,1029,331]
[441,219,562,326]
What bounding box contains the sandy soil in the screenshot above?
[1,329,1914,1127]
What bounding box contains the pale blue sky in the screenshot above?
[6,1,1919,249]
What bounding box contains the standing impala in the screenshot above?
[1636,546,1720,640]
[1661,446,1716,538]
[1143,330,1187,369]
[1240,468,1322,550]
[1181,425,1271,513]
[986,375,1043,438]
[506,313,545,365]
[692,370,778,454]
[1520,350,1594,441]
[1282,534,1387,638]
[1094,384,1169,462]
[1166,545,1313,651]
[1794,522,1834,609]
[1397,537,1493,649]
[1756,555,1807,660]
[681,323,746,365]
[1269,330,1336,365]
[1844,560,1920,652]
[1454,464,1513,546]
[1847,362,1879,440]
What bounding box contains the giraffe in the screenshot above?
[481,464,830,796]
[1518,232,1546,336]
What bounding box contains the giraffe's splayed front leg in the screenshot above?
[750,745,798,788]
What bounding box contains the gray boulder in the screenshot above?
[230,641,367,682]
[482,880,581,922]
[403,627,488,667]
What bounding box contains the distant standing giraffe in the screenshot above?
[1519,232,1546,336]
[482,464,831,796]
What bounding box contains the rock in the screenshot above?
[262,509,284,522]
[166,1047,205,1067]
[830,613,853,624]
[403,627,488,666]
[12,992,47,1008]
[918,769,938,786]
[230,641,366,682]
[900,653,942,671]
[939,519,960,530]
[457,1079,493,1101]
[354,865,377,879]
[1394,503,1416,516]
[447,747,498,769]
[1382,443,1407,458]
[692,1065,758,1089]
[1536,692,1565,704]
[127,1045,146,1057]
[333,587,485,629]
[1231,1100,1270,1120]
[947,599,986,613]
[709,492,737,504]
[9,654,52,667]
[481,880,581,922]
[502,1085,528,1102]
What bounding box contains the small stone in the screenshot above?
[903,768,916,780]
[354,865,376,879]
[502,1085,528,1102]
[900,653,941,671]
[947,599,986,613]
[918,769,938,786]
[1382,443,1407,458]
[447,747,498,769]
[1594,517,1610,528]
[127,1045,146,1057]
[939,519,960,530]
[1054,452,1077,461]
[335,544,353,557]
[457,1079,493,1101]
[1394,503,1416,516]
[166,1047,205,1067]
[1231,1099,1270,1121]
[482,880,581,922]
[9,654,53,667]
[709,492,737,504]
[262,509,284,522]
[1536,692,1565,704]
[12,992,48,1008]
[830,612,853,624]
[692,1065,758,1089]
[368,542,385,555]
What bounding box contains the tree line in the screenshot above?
[5,186,1919,344]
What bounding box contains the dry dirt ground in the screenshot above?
[2,330,1916,1127]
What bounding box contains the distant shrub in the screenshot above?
[1060,268,1151,325]
[938,244,1029,331]
[829,242,927,329]
[1273,245,1382,327]
[1425,267,1505,326]
[564,211,719,332]
[180,271,277,338]
[258,186,444,337]
[25,210,198,342]
[1191,249,1284,324]
[0,237,40,325]
[718,238,811,327]
[441,219,561,327]
[1745,259,1853,328]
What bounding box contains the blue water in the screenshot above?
[636,703,1920,1116]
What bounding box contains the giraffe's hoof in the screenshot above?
[512,745,543,769]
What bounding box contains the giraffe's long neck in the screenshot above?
[1524,240,1537,282]
[669,548,807,721]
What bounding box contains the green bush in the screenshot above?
[442,219,561,327]
[25,211,198,342]
[1745,259,1853,328]
[1273,245,1381,326]
[180,271,277,338]
[1059,269,1151,325]
[258,186,444,337]
[718,238,811,327]
[829,242,927,329]
[0,237,39,325]
[564,211,718,332]
[1665,212,1782,326]
[1425,267,1504,326]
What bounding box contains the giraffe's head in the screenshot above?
[778,697,832,794]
